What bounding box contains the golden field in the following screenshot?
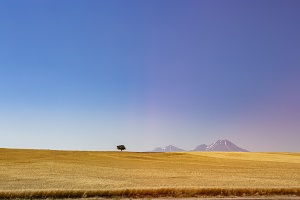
[0,148,300,198]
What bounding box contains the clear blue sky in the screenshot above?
[1,0,300,151]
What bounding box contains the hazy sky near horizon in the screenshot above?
[1,0,300,152]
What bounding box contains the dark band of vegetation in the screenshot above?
[0,188,299,199]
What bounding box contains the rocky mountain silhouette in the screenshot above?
[152,140,248,152]
[193,144,208,151]
[194,139,248,152]
[152,145,185,152]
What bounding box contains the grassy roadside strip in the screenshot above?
[0,188,299,199]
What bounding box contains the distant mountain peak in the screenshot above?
[152,140,248,152]
[152,145,185,152]
[194,144,207,151]
[201,139,248,152]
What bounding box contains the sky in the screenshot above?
[0,0,300,152]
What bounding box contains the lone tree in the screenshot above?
[117,145,126,152]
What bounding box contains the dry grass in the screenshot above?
[0,148,300,198]
[0,188,300,199]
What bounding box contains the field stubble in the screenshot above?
[0,148,299,198]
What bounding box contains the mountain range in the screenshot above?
[152,139,248,152]
[152,145,185,152]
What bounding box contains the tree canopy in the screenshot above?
[117,145,126,151]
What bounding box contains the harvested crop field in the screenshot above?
[0,148,299,198]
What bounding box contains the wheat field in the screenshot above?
[0,148,299,198]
